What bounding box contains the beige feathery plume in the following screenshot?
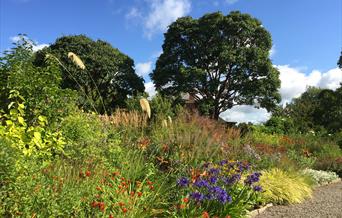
[167,116,172,125]
[139,98,151,118]
[67,52,86,70]
[162,119,168,128]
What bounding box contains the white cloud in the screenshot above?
[125,7,142,19]
[136,61,153,76]
[144,0,191,38]
[10,35,48,52]
[277,65,342,105]
[220,105,271,124]
[221,66,342,123]
[144,81,156,98]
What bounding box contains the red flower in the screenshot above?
[149,185,154,190]
[202,211,210,218]
[96,186,103,192]
[85,170,91,177]
[130,191,135,197]
[98,202,105,211]
[147,180,153,185]
[122,207,128,213]
[182,198,189,203]
[118,202,125,207]
[137,191,143,197]
[91,201,98,208]
[109,214,114,218]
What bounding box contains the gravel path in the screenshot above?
[255,181,342,218]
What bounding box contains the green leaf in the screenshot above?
[18,116,25,125]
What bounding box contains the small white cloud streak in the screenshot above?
[136,61,153,76]
[144,0,191,38]
[10,35,48,52]
[144,81,156,98]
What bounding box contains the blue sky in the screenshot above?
[1,0,342,122]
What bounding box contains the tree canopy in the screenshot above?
[338,51,342,69]
[35,35,145,114]
[151,11,281,119]
[276,85,342,133]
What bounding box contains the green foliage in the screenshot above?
[0,91,65,160]
[34,35,145,114]
[0,35,76,124]
[264,116,295,134]
[249,125,281,145]
[259,168,313,204]
[282,85,342,134]
[151,11,281,119]
[287,149,316,169]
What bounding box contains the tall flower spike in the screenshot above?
[139,98,151,118]
[67,52,86,70]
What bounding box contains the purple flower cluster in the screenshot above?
[177,177,189,187]
[244,172,262,186]
[177,160,262,206]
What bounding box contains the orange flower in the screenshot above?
[182,198,189,203]
[109,214,114,218]
[137,191,143,197]
[147,180,153,185]
[130,191,135,197]
[96,186,103,192]
[91,201,98,208]
[85,170,91,177]
[149,185,154,190]
[118,202,125,207]
[225,216,231,218]
[122,207,128,213]
[98,202,105,212]
[202,211,210,218]
[179,204,186,209]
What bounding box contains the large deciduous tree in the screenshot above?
[151,11,281,119]
[35,35,145,114]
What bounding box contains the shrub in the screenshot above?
[287,149,316,169]
[259,168,312,204]
[302,169,339,185]
[0,91,65,160]
[0,36,76,124]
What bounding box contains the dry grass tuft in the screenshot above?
[67,52,86,70]
[99,109,148,129]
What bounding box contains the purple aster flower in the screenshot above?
[217,190,232,204]
[223,174,241,185]
[190,191,204,202]
[244,172,262,186]
[209,168,220,175]
[209,176,218,184]
[194,179,209,188]
[177,177,189,187]
[253,185,263,192]
[219,160,228,166]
